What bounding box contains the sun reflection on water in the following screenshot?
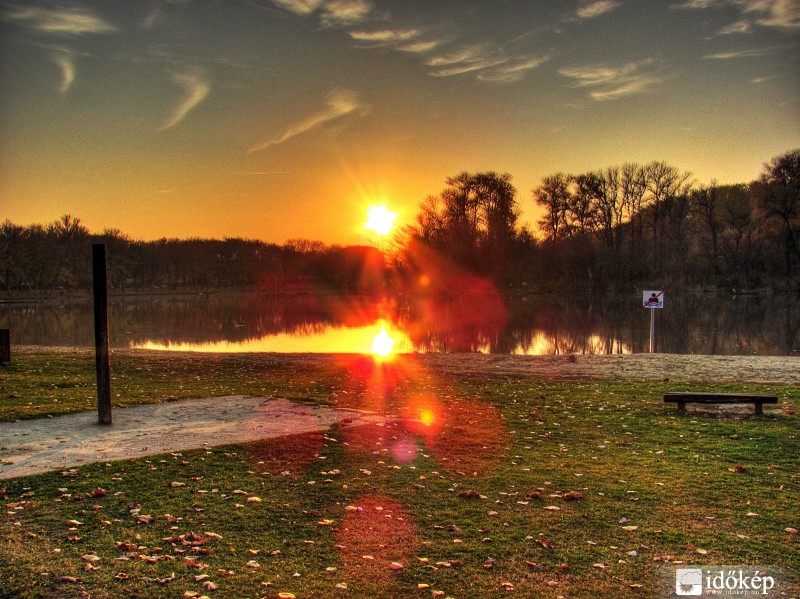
[131,319,413,355]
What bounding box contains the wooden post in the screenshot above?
[0,329,10,363]
[93,243,112,425]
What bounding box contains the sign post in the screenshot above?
[642,290,664,353]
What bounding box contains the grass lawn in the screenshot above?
[1,350,798,598]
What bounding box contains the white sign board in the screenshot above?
[643,290,664,309]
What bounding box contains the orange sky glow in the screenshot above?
[1,1,797,245]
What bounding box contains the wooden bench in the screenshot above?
[664,392,778,415]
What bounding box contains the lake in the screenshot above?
[1,291,797,356]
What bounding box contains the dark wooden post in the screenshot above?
[93,243,112,425]
[0,329,10,363]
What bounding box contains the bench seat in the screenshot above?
[664,392,778,415]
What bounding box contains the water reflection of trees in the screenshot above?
[1,292,797,355]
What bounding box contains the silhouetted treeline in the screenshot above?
[2,149,797,295]
[398,149,799,292]
[0,216,386,295]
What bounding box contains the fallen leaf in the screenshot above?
[543,506,561,511]
[785,528,798,534]
[563,491,584,501]
[457,489,481,499]
[170,482,186,488]
[389,562,404,570]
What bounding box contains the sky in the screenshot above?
[1,0,798,245]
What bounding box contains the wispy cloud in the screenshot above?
[426,44,505,77]
[747,0,800,28]
[671,0,800,28]
[576,0,623,18]
[670,0,718,8]
[270,0,374,26]
[3,4,117,35]
[425,43,549,83]
[270,0,324,16]
[702,47,774,58]
[248,88,369,153]
[320,0,373,26]
[161,68,211,130]
[349,29,420,43]
[477,55,551,83]
[50,53,75,93]
[349,27,444,54]
[719,19,753,33]
[559,59,664,100]
[398,39,443,53]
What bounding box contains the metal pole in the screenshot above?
[649,308,656,353]
[93,243,112,425]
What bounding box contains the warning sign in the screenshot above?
[643,290,664,309]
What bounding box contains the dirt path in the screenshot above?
[0,396,389,480]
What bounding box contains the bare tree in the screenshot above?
[534,173,572,241]
[751,149,800,279]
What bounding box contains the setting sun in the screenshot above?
[364,205,398,236]
[370,327,395,359]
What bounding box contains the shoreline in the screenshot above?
[12,345,800,385]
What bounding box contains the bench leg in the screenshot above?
[677,401,686,413]
[754,402,763,415]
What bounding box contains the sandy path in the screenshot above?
[0,396,389,480]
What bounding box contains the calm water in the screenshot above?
[1,291,798,356]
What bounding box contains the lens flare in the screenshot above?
[418,408,437,427]
[403,395,443,439]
